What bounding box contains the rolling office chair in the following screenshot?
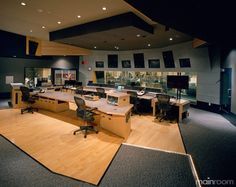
[127,91,141,115]
[96,87,106,98]
[54,87,61,91]
[73,96,98,138]
[20,86,38,114]
[156,94,171,122]
[75,86,84,96]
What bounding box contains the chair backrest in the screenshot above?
[157,94,170,109]
[74,96,86,111]
[75,86,83,95]
[74,96,94,122]
[20,86,30,102]
[127,91,138,104]
[54,88,61,91]
[96,87,105,98]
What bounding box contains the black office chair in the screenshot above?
[73,96,98,138]
[54,87,61,91]
[156,94,171,122]
[127,91,141,115]
[75,86,84,96]
[20,86,38,114]
[96,87,106,98]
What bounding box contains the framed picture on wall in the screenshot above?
[95,61,104,68]
[122,60,131,68]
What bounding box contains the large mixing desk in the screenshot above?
[64,85,190,122]
[35,92,133,139]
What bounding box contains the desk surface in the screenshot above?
[38,92,132,116]
[67,86,156,100]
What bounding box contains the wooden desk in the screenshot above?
[36,92,132,139]
[151,98,190,122]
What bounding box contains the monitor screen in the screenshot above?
[162,51,175,68]
[133,53,145,68]
[179,58,191,68]
[167,75,189,89]
[148,59,160,68]
[108,54,118,68]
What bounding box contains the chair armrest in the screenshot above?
[87,107,98,112]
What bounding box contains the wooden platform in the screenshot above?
[127,115,185,153]
[0,107,185,184]
[0,109,123,185]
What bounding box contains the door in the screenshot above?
[221,68,232,112]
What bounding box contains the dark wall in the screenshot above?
[0,56,80,95]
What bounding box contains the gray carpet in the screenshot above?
[99,144,196,187]
[0,135,95,187]
[0,99,10,109]
[179,108,236,183]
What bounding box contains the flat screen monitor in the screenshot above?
[133,53,145,68]
[162,51,175,68]
[179,58,191,68]
[148,59,160,68]
[167,75,189,89]
[108,54,118,68]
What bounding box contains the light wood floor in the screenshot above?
[127,115,185,153]
[0,107,185,184]
[0,109,123,185]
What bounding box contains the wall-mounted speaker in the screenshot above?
[162,50,175,68]
[29,40,38,56]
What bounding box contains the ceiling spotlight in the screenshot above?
[42,26,45,29]
[102,7,107,11]
[77,15,81,18]
[37,9,43,13]
[21,2,26,6]
[148,44,151,47]
[30,30,33,33]
[136,34,141,37]
[57,21,61,24]
[169,37,173,41]
[94,46,97,49]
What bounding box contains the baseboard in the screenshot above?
[190,101,221,114]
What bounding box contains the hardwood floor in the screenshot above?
[0,109,123,185]
[126,115,185,153]
[0,106,185,184]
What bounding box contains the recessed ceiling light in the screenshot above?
[148,44,151,47]
[102,7,107,10]
[21,2,26,6]
[30,30,33,33]
[169,37,173,41]
[136,34,141,37]
[94,46,97,49]
[42,26,45,29]
[114,46,119,50]
[37,9,43,13]
[77,15,81,18]
[57,21,61,24]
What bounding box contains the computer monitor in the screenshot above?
[167,75,189,89]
